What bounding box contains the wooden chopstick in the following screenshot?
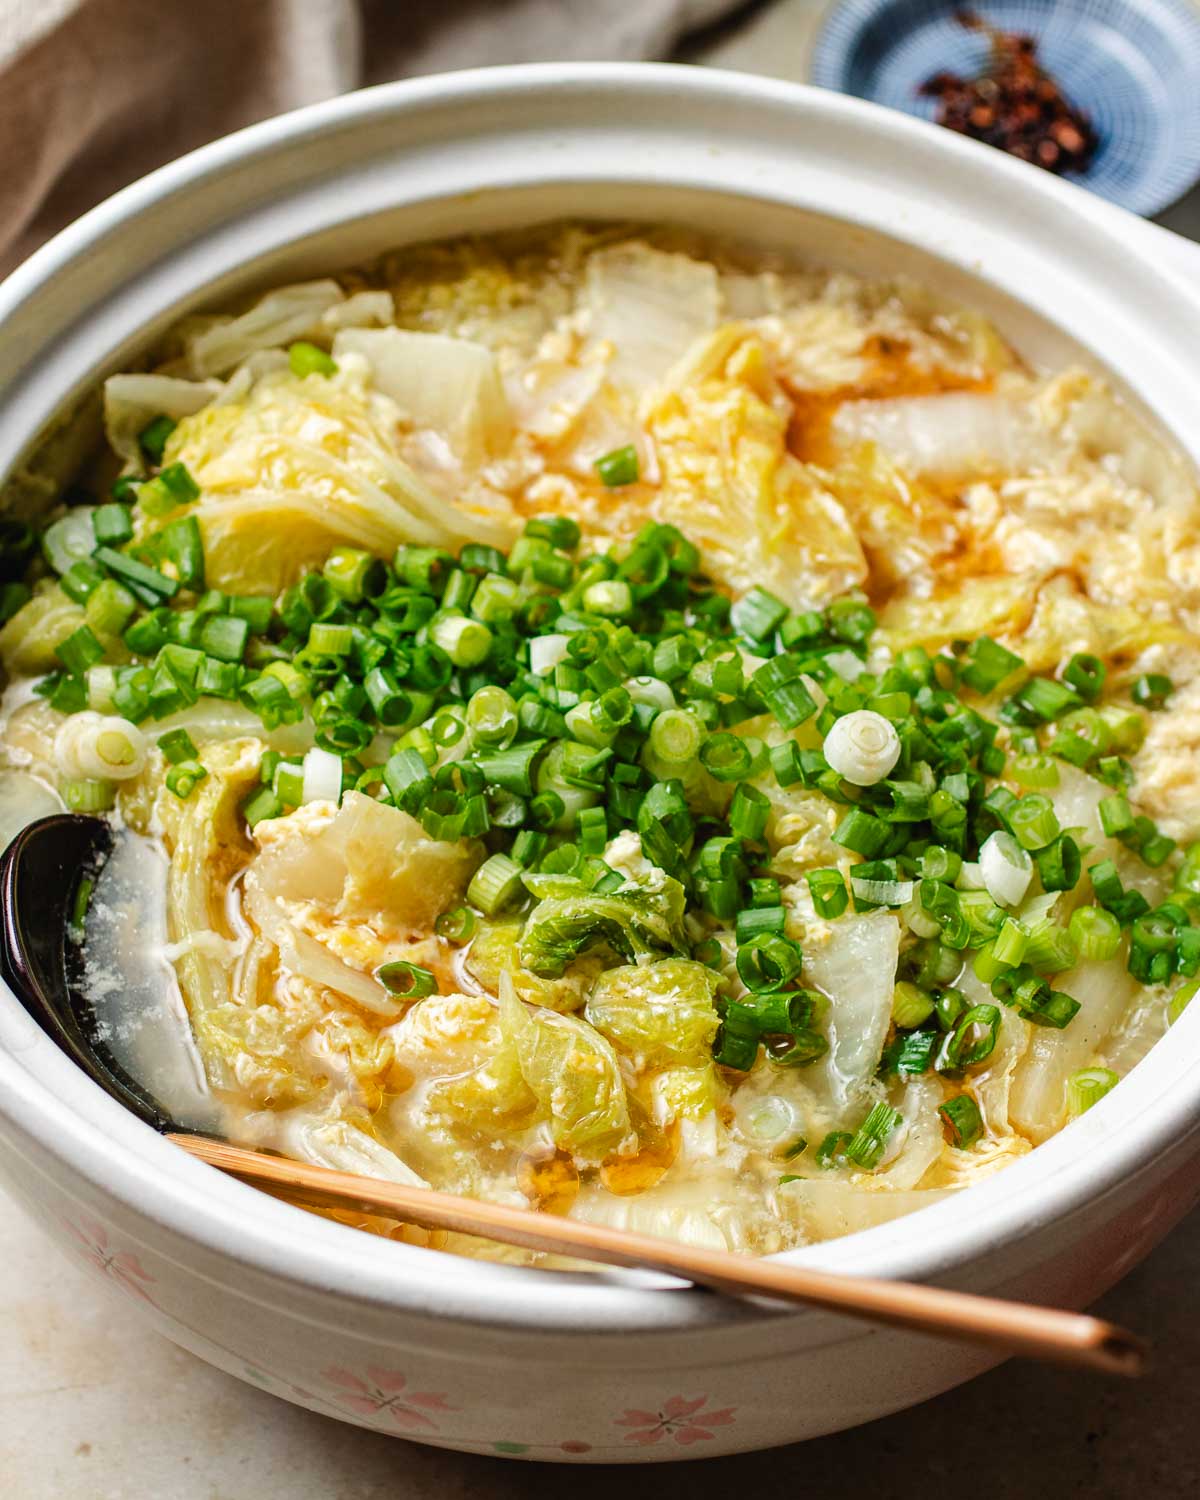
[169,1132,1145,1376]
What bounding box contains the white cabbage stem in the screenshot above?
[979,831,1033,908]
[301,746,343,805]
[54,712,147,782]
[823,710,901,786]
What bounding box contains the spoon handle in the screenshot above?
[169,1132,1145,1377]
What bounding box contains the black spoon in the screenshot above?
[0,813,172,1130]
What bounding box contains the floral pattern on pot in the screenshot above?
[60,1216,159,1308]
[319,1365,456,1430]
[614,1394,738,1446]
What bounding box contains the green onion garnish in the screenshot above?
[845,1102,904,1169]
[1131,673,1173,710]
[139,414,176,463]
[288,341,338,378]
[594,445,639,487]
[467,852,525,917]
[1066,1067,1118,1118]
[938,1094,983,1149]
[375,960,436,997]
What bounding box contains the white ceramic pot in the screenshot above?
[2,65,1200,1463]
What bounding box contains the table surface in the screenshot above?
[6,3,1200,1495]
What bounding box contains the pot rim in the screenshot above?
[2,61,1199,1339]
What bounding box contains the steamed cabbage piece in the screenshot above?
[4,223,1200,1263]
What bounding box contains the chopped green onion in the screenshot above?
[1010,753,1059,789]
[1008,793,1060,851]
[198,612,248,663]
[471,572,521,623]
[43,512,100,579]
[241,786,283,827]
[892,980,934,1029]
[1132,673,1172,711]
[467,685,518,747]
[1062,653,1105,702]
[807,867,849,919]
[728,783,770,842]
[1023,919,1078,974]
[594,445,639,487]
[700,732,753,783]
[735,934,803,992]
[731,585,788,642]
[467,853,525,917]
[55,625,105,676]
[816,1131,853,1168]
[1066,904,1120,962]
[992,916,1029,967]
[735,905,787,944]
[157,728,199,765]
[827,597,876,645]
[646,708,704,770]
[92,503,134,547]
[137,462,200,518]
[1089,859,1150,924]
[375,961,436,998]
[959,636,1022,694]
[1005,675,1078,723]
[936,1003,1001,1072]
[430,614,493,667]
[582,579,633,617]
[139,415,176,462]
[1066,1067,1118,1119]
[978,830,1033,909]
[84,579,137,637]
[165,760,207,798]
[435,906,476,944]
[845,1102,903,1169]
[938,1094,983,1149]
[713,1011,759,1071]
[94,545,179,602]
[833,807,892,858]
[63,778,116,813]
[288,341,338,378]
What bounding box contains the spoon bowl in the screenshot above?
[0,814,171,1131]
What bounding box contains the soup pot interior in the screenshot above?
[2,66,1200,1347]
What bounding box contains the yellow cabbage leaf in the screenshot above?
[584,959,720,1069]
[161,364,516,592]
[0,582,86,676]
[464,918,601,1013]
[500,981,630,1158]
[645,327,867,609]
[250,792,480,938]
[156,739,260,1074]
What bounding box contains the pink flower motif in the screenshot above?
[61,1217,158,1307]
[614,1393,737,1447]
[320,1365,455,1430]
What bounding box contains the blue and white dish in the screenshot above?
[811,0,1200,216]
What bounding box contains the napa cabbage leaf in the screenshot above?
[518,870,688,977]
[499,979,630,1158]
[333,327,512,467]
[584,959,720,1068]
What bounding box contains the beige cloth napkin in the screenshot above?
[0,0,741,276]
